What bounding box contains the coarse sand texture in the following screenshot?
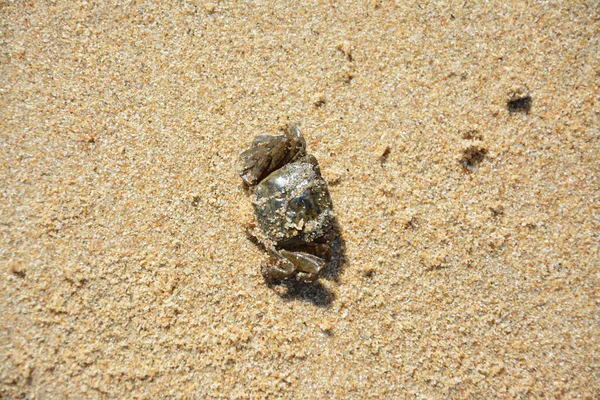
[1,1,598,398]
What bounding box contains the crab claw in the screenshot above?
[280,250,326,282]
[239,125,306,186]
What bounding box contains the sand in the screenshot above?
[1,1,598,398]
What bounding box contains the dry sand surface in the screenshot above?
[1,1,599,398]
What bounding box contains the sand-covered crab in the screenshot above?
[239,125,335,283]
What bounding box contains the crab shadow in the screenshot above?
[319,218,346,282]
[268,279,335,307]
[250,218,346,308]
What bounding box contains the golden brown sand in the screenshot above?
[1,1,598,398]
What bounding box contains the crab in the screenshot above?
[239,125,335,283]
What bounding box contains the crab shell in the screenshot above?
[253,155,334,247]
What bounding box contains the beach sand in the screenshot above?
[1,1,598,398]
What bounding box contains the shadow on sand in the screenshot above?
[255,218,346,308]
